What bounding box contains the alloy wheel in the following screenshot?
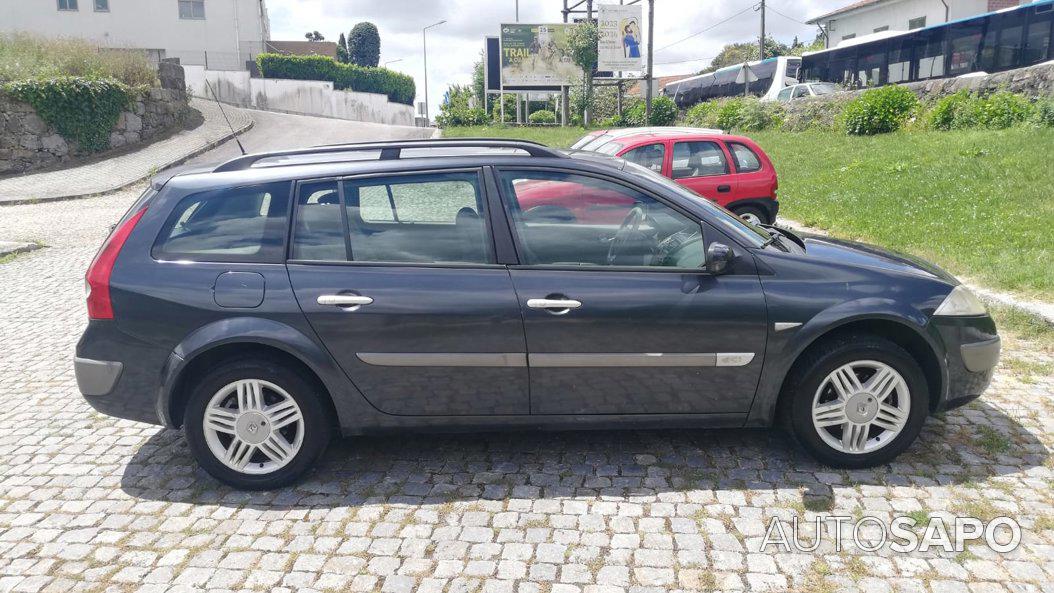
[811,360,910,454]
[202,379,305,474]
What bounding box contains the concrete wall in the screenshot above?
[184,65,416,126]
[0,62,191,176]
[821,0,990,46]
[1,0,269,70]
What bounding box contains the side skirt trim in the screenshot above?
[356,352,756,368]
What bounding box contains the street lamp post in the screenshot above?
[422,20,446,125]
[383,58,403,67]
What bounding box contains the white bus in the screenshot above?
[663,56,802,107]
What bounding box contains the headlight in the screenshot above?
[934,286,987,316]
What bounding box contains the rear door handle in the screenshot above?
[317,294,374,308]
[717,184,732,193]
[527,298,582,311]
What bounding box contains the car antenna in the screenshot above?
[203,78,246,155]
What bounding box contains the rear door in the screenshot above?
[495,168,768,416]
[724,141,773,202]
[286,170,529,416]
[669,140,737,205]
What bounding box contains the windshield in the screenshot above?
[595,142,624,156]
[570,133,602,149]
[620,160,772,248]
[580,133,614,151]
[810,83,838,95]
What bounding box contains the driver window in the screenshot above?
[498,170,704,268]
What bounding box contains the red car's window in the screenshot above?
[728,143,762,173]
[619,143,665,173]
[671,141,729,179]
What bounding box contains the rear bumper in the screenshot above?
[931,315,1000,412]
[76,320,168,426]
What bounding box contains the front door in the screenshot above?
[669,140,738,205]
[495,168,768,415]
[287,171,529,416]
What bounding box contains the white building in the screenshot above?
[1,0,270,70]
[807,0,1023,48]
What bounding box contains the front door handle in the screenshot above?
[717,184,732,193]
[317,294,374,309]
[527,298,582,313]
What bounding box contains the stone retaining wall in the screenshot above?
[0,62,192,176]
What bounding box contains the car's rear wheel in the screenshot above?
[784,335,928,468]
[733,205,768,225]
[184,358,331,489]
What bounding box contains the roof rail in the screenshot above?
[212,138,566,173]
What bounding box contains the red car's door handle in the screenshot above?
[717,184,732,193]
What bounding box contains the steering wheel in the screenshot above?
[607,205,656,266]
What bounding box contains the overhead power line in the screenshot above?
[766,4,811,26]
[655,4,756,53]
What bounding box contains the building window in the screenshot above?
[57,0,78,10]
[908,16,926,30]
[94,0,109,11]
[178,0,205,19]
[873,25,889,33]
[841,33,856,41]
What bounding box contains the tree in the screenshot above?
[337,33,349,63]
[471,52,486,112]
[567,21,599,126]
[304,31,325,42]
[348,22,381,68]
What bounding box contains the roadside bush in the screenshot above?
[256,53,415,105]
[1030,97,1054,127]
[435,106,488,127]
[528,109,557,125]
[737,99,783,131]
[4,77,135,152]
[0,32,156,87]
[974,91,1032,129]
[843,85,918,135]
[715,99,745,131]
[683,101,719,128]
[927,90,973,130]
[624,95,677,126]
[780,95,851,131]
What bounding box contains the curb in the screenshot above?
[776,218,1054,326]
[0,117,255,207]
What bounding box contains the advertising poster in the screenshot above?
[598,3,644,72]
[500,23,583,87]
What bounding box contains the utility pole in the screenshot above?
[584,0,594,127]
[644,0,654,123]
[422,20,446,125]
[758,0,766,60]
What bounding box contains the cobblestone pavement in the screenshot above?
[1,188,1052,593]
[0,100,253,205]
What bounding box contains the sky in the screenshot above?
[266,0,851,118]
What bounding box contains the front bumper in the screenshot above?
[931,315,1000,412]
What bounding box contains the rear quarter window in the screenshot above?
[728,143,763,173]
[152,181,291,263]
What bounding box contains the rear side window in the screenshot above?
[620,143,665,172]
[729,143,762,173]
[672,141,729,179]
[153,182,291,263]
[291,171,493,265]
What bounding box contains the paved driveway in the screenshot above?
[0,145,1052,591]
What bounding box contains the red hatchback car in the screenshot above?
[573,129,779,224]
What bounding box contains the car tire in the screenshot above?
[183,357,332,490]
[782,334,929,468]
[733,205,769,225]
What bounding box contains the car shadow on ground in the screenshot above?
[120,398,1048,510]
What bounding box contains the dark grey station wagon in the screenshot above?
[76,139,1000,489]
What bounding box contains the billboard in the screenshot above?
[500,23,583,87]
[598,3,643,72]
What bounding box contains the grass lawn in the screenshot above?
[440,124,1054,299]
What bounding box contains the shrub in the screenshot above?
[0,33,156,87]
[737,99,783,131]
[843,85,919,135]
[927,90,973,130]
[4,77,134,152]
[1031,97,1054,127]
[974,91,1032,129]
[256,53,415,105]
[528,109,557,125]
[780,95,851,131]
[436,106,488,127]
[624,95,677,126]
[715,99,746,130]
[683,101,719,128]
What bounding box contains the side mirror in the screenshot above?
[706,242,734,274]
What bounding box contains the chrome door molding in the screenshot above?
[356,353,528,367]
[355,352,755,368]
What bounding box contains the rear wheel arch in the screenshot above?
[776,318,944,418]
[168,342,338,430]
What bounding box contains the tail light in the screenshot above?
[85,207,147,320]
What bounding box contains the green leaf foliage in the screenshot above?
[527,109,557,125]
[4,76,134,152]
[256,53,414,105]
[624,95,678,126]
[348,22,381,68]
[843,85,919,135]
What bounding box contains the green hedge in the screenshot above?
[256,53,415,106]
[528,109,557,125]
[3,76,135,152]
[682,97,783,131]
[843,85,919,135]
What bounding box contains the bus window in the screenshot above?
[1023,11,1052,65]
[948,24,983,76]
[857,50,885,87]
[916,35,945,79]
[995,12,1025,70]
[888,45,912,83]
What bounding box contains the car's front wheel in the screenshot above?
[733,205,769,225]
[785,335,929,468]
[184,358,331,489]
